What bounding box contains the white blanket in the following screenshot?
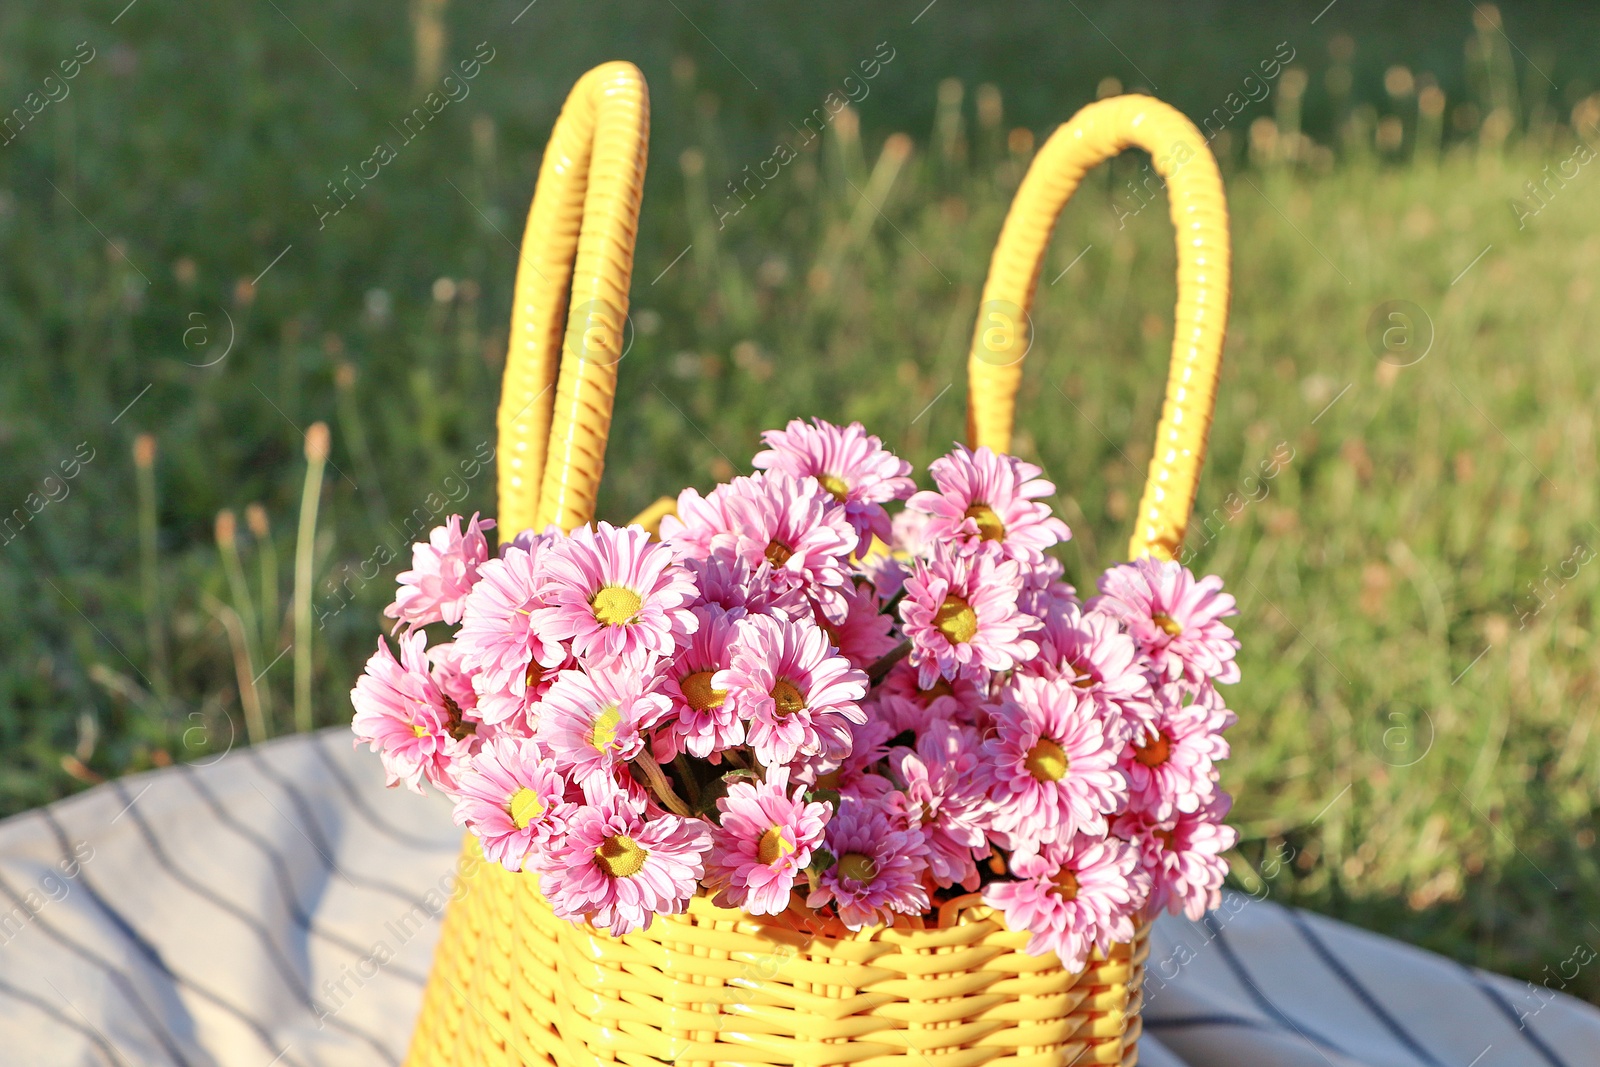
[0,729,1594,1067]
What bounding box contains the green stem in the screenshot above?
[294,424,329,734]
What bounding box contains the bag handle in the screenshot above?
[966,94,1230,562]
[496,61,649,536]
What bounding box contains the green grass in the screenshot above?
[3,0,1600,1002]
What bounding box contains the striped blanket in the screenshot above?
[0,729,1594,1066]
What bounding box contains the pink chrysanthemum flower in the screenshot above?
[537,792,711,936]
[386,513,495,629]
[351,632,474,794]
[536,663,667,782]
[982,836,1147,969]
[906,444,1070,561]
[857,549,909,603]
[472,647,571,732]
[878,660,993,726]
[685,550,807,620]
[531,521,698,667]
[716,613,868,766]
[891,720,995,890]
[659,481,739,561]
[1116,792,1237,920]
[806,793,930,929]
[456,540,566,721]
[1030,600,1153,728]
[815,581,899,671]
[900,543,1039,688]
[451,735,568,872]
[984,674,1128,848]
[706,769,830,915]
[891,507,932,558]
[672,472,857,622]
[752,418,915,555]
[1121,682,1234,820]
[654,607,746,761]
[1091,558,1241,685]
[427,641,482,726]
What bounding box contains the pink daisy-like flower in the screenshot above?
[984,674,1128,849]
[1121,682,1234,820]
[891,720,995,890]
[982,836,1147,969]
[659,481,739,561]
[1116,791,1237,920]
[674,472,858,622]
[716,613,868,766]
[856,548,909,603]
[815,580,899,671]
[536,662,667,783]
[877,660,993,727]
[427,641,482,727]
[537,792,711,936]
[455,541,566,722]
[806,792,930,929]
[472,647,571,732]
[685,550,807,620]
[386,513,496,628]
[1091,558,1241,685]
[890,507,932,558]
[351,632,473,794]
[451,735,568,872]
[1030,600,1152,728]
[654,607,746,761]
[531,521,698,667]
[900,543,1039,688]
[906,444,1070,561]
[706,769,830,915]
[752,418,915,555]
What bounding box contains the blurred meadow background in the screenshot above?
[3,0,1600,1000]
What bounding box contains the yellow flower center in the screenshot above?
[818,473,850,502]
[590,706,623,752]
[1134,731,1172,768]
[765,540,794,566]
[756,826,795,865]
[1153,828,1176,851]
[964,503,1005,542]
[921,678,955,701]
[594,835,648,878]
[837,852,877,883]
[1066,659,1096,689]
[1053,869,1081,901]
[525,660,546,689]
[934,596,979,644]
[770,678,806,717]
[590,585,643,626]
[1024,738,1069,781]
[1152,612,1184,636]
[410,722,429,738]
[508,787,544,829]
[680,670,726,712]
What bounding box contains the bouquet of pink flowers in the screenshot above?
[352,418,1241,971]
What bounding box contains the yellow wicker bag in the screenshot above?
[405,63,1229,1067]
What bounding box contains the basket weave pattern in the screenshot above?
[408,841,1147,1067]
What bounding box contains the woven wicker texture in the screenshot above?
[495,61,649,538]
[405,73,1240,1067]
[407,839,1147,1067]
[965,95,1231,562]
